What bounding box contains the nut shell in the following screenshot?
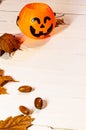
[19,105,31,115]
[34,97,43,109]
[18,85,32,93]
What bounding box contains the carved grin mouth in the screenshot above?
[30,24,53,37]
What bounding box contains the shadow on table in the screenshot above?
[52,12,78,36]
[20,35,50,48]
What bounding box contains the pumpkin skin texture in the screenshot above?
[17,3,56,39]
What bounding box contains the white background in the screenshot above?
[0,0,86,130]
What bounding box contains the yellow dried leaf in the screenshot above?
[0,86,8,94]
[0,114,34,130]
[0,69,4,76]
[0,75,17,86]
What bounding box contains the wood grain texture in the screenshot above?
[0,1,86,130]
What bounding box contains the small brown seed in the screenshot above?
[18,85,32,93]
[19,105,31,115]
[34,97,43,109]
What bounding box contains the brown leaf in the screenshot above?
[0,69,4,76]
[0,0,3,4]
[0,33,22,56]
[0,75,17,86]
[55,18,65,27]
[0,114,34,130]
[0,86,8,94]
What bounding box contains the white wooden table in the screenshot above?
[0,0,86,130]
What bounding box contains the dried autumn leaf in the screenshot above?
[0,69,4,76]
[0,33,22,56]
[55,18,65,27]
[0,86,8,94]
[0,75,17,86]
[0,0,4,4]
[0,114,34,130]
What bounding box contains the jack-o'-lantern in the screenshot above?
[16,2,56,39]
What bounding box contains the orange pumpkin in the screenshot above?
[16,2,56,39]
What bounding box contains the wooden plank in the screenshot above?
[0,0,86,14]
